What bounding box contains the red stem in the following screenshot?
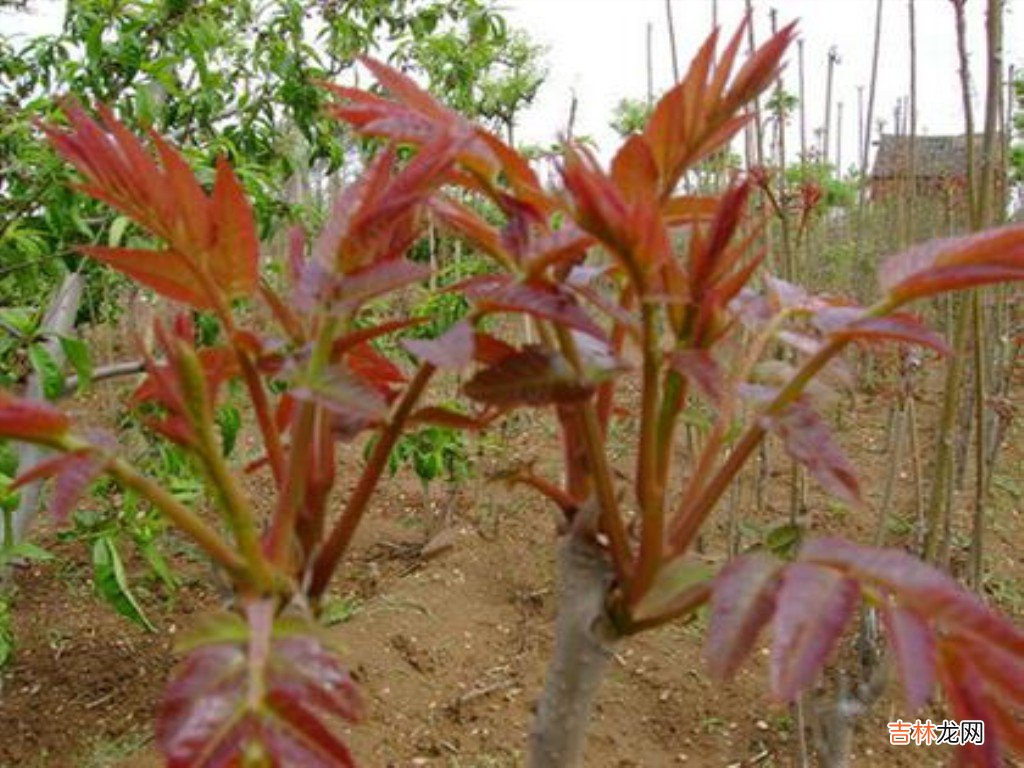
[308,363,436,599]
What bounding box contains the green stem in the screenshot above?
[107,457,247,579]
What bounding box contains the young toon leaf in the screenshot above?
[770,563,860,701]
[12,447,107,522]
[463,346,594,407]
[880,603,936,711]
[817,308,952,355]
[157,608,363,767]
[45,105,259,309]
[705,552,782,679]
[670,349,725,405]
[879,225,1024,304]
[403,321,476,370]
[464,277,607,340]
[0,392,70,444]
[760,400,862,508]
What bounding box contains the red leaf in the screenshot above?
[935,648,1003,767]
[133,346,240,410]
[879,225,1024,303]
[825,312,951,355]
[346,342,406,392]
[771,563,860,701]
[662,195,719,225]
[0,393,70,443]
[610,134,658,204]
[958,633,1024,711]
[47,105,258,307]
[560,146,634,264]
[403,321,475,370]
[463,345,594,406]
[880,603,936,711]
[670,349,724,405]
[705,552,782,679]
[762,400,861,508]
[157,611,362,768]
[465,277,606,340]
[79,246,213,309]
[642,20,794,194]
[13,448,107,523]
[429,196,510,265]
[408,406,492,430]
[473,333,517,366]
[208,158,259,300]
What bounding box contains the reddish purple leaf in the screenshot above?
[463,345,594,406]
[800,538,1024,658]
[13,448,107,523]
[706,552,782,679]
[158,610,362,768]
[879,225,1024,303]
[762,400,862,508]
[827,313,951,355]
[403,321,475,370]
[465,277,606,340]
[880,602,936,711]
[292,367,388,425]
[771,563,860,701]
[670,349,724,404]
[299,258,428,314]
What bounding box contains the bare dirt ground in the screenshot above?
[0,357,1020,767]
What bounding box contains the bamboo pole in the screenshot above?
[666,0,680,83]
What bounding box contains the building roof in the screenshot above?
[871,134,998,180]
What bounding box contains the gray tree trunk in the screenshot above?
[3,272,83,547]
[527,528,618,768]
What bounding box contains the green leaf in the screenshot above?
[92,536,155,631]
[215,404,241,457]
[0,598,12,669]
[1,541,54,563]
[632,556,712,622]
[107,216,130,247]
[0,308,37,338]
[28,344,64,401]
[765,522,805,559]
[58,335,92,393]
[137,537,177,591]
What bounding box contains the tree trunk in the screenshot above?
[527,529,618,768]
[4,272,83,547]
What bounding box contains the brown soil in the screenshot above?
[0,365,1021,767]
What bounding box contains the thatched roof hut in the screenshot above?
[870,134,1003,202]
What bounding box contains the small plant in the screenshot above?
[0,91,478,763]
[1,15,1023,768]
[329,19,1024,767]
